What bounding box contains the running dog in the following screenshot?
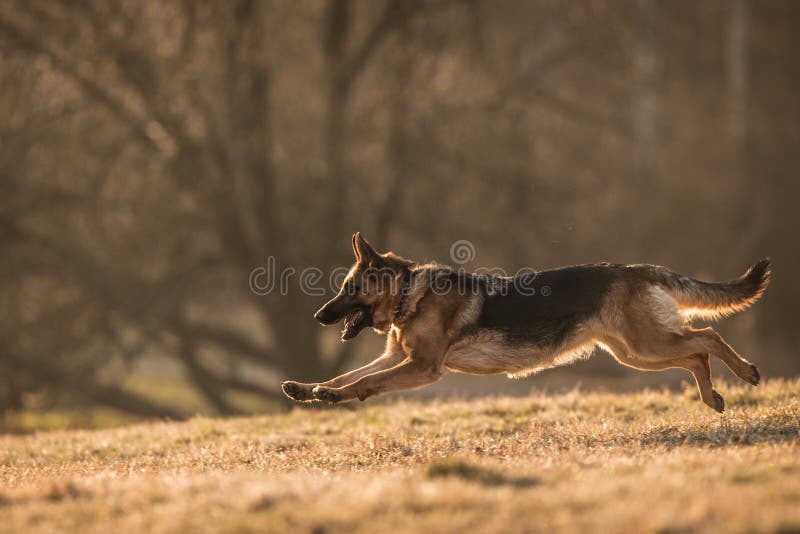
[281,233,771,412]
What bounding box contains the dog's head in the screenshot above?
[314,232,413,341]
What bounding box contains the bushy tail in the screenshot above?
[663,258,772,320]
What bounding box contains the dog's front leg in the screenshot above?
[280,380,318,402]
[312,358,444,403]
[313,317,450,403]
[319,331,406,389]
[281,332,405,402]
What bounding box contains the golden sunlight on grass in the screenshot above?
[1,379,799,533]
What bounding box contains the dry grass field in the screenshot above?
[1,379,799,533]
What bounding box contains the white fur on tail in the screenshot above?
[669,259,772,321]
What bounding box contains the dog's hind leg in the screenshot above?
[603,339,723,412]
[677,354,724,413]
[682,327,760,386]
[630,353,722,412]
[629,327,759,387]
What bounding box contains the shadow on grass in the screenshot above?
[637,409,800,448]
[426,458,539,488]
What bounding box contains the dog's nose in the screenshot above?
[314,309,325,323]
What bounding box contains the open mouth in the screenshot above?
[341,309,366,341]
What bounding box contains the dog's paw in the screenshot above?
[744,363,760,387]
[711,390,725,413]
[312,385,343,404]
[281,381,316,402]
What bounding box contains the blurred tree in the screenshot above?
[0,0,473,416]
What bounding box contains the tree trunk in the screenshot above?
[633,0,660,180]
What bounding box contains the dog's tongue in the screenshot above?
[342,310,364,337]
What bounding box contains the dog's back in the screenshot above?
[474,263,620,345]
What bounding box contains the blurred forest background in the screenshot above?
[1,0,798,429]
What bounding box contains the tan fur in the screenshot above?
[663,260,771,320]
[445,329,596,378]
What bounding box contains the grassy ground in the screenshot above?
[1,379,799,533]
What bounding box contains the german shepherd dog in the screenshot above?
[281,233,771,412]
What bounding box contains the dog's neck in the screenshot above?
[391,268,418,326]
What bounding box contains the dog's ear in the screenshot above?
[352,232,379,265]
[351,233,360,262]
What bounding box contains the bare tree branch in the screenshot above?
[0,15,176,157]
